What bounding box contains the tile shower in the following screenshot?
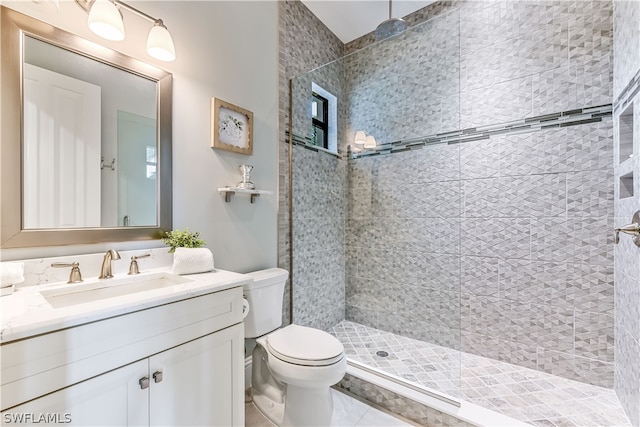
[280,0,639,425]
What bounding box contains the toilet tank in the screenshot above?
[243,268,288,338]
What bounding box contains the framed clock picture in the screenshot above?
[211,97,253,155]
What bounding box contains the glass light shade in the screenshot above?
[88,0,125,41]
[364,135,377,149]
[354,130,367,146]
[147,22,176,62]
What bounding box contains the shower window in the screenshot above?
[312,92,328,149]
[310,82,338,153]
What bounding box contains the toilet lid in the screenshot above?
[266,324,344,366]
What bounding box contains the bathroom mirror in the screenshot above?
[1,6,172,248]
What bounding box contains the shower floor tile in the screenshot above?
[329,321,632,427]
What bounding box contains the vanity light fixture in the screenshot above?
[146,20,175,62]
[87,0,124,41]
[77,0,176,62]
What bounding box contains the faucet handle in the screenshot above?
[128,254,151,275]
[51,262,83,284]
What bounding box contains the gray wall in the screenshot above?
[344,0,614,388]
[613,0,640,425]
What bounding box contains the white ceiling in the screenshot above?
[300,0,436,43]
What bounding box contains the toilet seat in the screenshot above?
[266,324,344,367]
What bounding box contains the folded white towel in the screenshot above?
[0,262,24,287]
[172,248,214,275]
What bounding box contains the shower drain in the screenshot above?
[376,350,389,357]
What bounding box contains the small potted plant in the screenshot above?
[161,228,206,253]
[162,229,213,274]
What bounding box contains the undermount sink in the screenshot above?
[40,272,192,309]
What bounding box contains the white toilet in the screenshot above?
[244,268,347,427]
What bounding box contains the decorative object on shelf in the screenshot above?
[217,187,273,204]
[211,98,253,155]
[161,228,206,253]
[236,164,255,189]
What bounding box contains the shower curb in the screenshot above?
[337,361,532,427]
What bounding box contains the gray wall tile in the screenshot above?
[613,0,640,99]
[343,0,615,389]
[613,66,640,426]
[284,0,618,398]
[461,76,533,128]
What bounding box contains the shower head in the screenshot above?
[375,18,408,40]
[374,0,407,41]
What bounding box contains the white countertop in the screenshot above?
[1,268,251,343]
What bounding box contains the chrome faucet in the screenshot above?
[99,249,121,279]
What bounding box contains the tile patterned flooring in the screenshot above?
[329,321,632,427]
[245,388,412,427]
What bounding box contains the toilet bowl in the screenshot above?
[244,269,347,426]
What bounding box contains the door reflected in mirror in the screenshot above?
[23,35,158,229]
[1,5,172,248]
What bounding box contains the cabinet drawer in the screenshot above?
[1,286,243,410]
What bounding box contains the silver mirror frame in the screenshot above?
[0,6,172,248]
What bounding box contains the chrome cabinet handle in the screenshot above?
[139,376,150,389]
[614,211,640,247]
[152,371,163,383]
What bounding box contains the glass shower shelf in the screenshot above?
[217,187,273,203]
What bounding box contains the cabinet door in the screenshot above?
[2,359,148,426]
[149,324,244,427]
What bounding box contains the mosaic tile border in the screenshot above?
[614,66,640,114]
[349,104,613,159]
[287,130,344,159]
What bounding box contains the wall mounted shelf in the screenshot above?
[217,187,273,204]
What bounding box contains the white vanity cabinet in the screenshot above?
[149,324,242,426]
[1,286,245,426]
[6,359,149,426]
